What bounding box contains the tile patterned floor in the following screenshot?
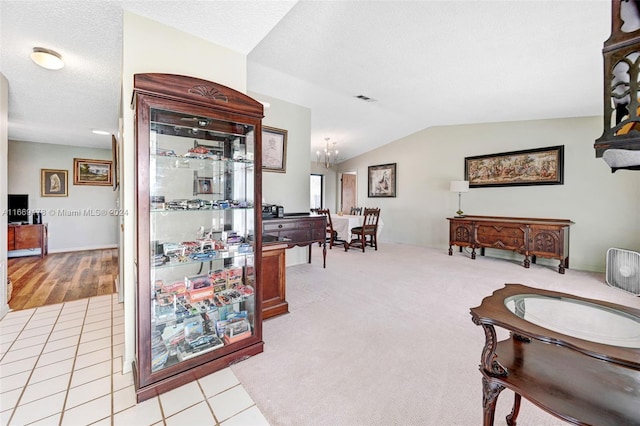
[0,294,270,425]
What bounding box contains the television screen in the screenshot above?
[8,194,29,224]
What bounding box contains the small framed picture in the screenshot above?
[195,177,214,194]
[262,126,287,173]
[41,169,69,197]
[73,158,113,186]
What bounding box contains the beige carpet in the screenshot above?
[231,243,640,426]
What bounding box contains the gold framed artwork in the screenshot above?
[465,145,564,188]
[73,158,113,186]
[262,126,287,173]
[41,169,68,197]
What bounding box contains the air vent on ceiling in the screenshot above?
[354,94,377,103]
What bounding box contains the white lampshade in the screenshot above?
[30,47,64,70]
[450,180,469,193]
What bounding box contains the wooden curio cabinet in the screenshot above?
[131,74,264,402]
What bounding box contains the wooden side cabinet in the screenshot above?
[8,224,48,258]
[261,244,288,319]
[448,215,573,274]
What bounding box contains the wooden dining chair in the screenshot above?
[317,209,347,249]
[349,207,363,215]
[345,207,380,252]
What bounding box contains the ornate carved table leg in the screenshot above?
[523,255,530,269]
[471,247,477,259]
[448,245,453,256]
[482,377,505,426]
[558,262,565,274]
[506,393,522,426]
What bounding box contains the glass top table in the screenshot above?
[470,284,640,425]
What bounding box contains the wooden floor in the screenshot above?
[7,248,118,311]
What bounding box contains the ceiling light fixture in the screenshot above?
[92,129,110,135]
[316,137,339,169]
[30,47,64,70]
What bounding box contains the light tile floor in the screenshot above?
[0,294,270,426]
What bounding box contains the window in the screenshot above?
[310,174,323,209]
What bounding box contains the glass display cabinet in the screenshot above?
[131,73,264,402]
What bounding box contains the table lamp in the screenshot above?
[450,180,469,217]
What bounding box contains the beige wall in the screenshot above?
[338,116,640,272]
[121,12,249,371]
[8,141,117,252]
[250,91,313,266]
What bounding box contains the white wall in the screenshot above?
[7,141,117,252]
[121,12,249,372]
[338,116,640,272]
[249,91,313,266]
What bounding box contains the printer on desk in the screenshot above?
[262,204,284,218]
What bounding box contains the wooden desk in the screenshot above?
[8,223,48,258]
[447,215,573,274]
[471,284,640,425]
[263,214,327,268]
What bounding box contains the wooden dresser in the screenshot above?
[447,215,573,273]
[8,223,48,258]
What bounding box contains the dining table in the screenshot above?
[331,213,384,241]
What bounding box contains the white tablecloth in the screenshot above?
[331,214,384,240]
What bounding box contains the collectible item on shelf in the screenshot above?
[223,318,252,344]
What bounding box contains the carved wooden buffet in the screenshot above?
[448,215,573,274]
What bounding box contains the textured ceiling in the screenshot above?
[1,1,611,162]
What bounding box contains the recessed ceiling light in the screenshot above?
[92,129,110,135]
[30,47,64,70]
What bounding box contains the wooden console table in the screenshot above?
[8,223,48,258]
[447,215,573,274]
[261,214,326,320]
[263,214,326,268]
[471,284,640,425]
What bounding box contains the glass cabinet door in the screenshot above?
[147,107,257,373]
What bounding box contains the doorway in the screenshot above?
[340,172,357,213]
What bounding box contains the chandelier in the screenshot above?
[316,137,339,168]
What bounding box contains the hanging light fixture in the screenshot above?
[316,137,339,169]
[30,47,64,70]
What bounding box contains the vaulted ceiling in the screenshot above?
[1,1,610,163]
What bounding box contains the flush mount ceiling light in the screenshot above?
[30,47,64,70]
[92,129,110,135]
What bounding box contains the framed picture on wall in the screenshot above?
[464,145,564,188]
[262,126,287,173]
[368,163,397,198]
[73,158,113,186]
[41,169,68,197]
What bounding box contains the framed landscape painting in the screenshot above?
[73,158,113,186]
[465,145,564,188]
